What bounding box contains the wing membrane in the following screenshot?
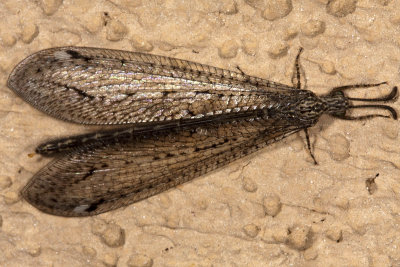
[22,118,302,217]
[8,47,297,125]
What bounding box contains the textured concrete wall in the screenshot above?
[1,0,400,266]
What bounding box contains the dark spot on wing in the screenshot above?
[85,198,106,212]
[65,50,91,62]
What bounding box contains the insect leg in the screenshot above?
[291,47,304,90]
[304,128,318,165]
[290,48,317,163]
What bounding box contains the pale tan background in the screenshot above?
[1,0,400,266]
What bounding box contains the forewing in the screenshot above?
[21,118,303,217]
[8,46,295,125]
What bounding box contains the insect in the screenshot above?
[7,47,397,217]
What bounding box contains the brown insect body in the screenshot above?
[7,47,397,216]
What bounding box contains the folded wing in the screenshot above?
[22,117,302,216]
[8,47,296,125]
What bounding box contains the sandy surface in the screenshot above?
[1,0,400,266]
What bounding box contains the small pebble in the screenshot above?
[102,252,118,267]
[328,134,350,161]
[218,39,239,59]
[242,36,258,56]
[84,13,104,33]
[40,0,63,16]
[82,246,97,257]
[101,223,125,247]
[242,176,258,192]
[268,42,289,59]
[243,223,261,238]
[21,23,39,44]
[286,225,312,250]
[319,60,336,75]
[158,41,175,51]
[272,228,289,243]
[325,227,343,242]
[127,254,154,267]
[92,220,125,247]
[366,176,378,195]
[303,248,318,260]
[91,219,108,235]
[283,27,298,40]
[131,35,153,52]
[263,195,282,217]
[218,0,238,15]
[326,0,357,18]
[262,0,292,21]
[106,20,128,41]
[23,241,41,257]
[3,191,19,204]
[301,20,325,37]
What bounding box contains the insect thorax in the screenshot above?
[269,91,328,125]
[320,91,349,118]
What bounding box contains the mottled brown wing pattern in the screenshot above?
[22,118,303,217]
[7,47,297,125]
[8,47,399,217]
